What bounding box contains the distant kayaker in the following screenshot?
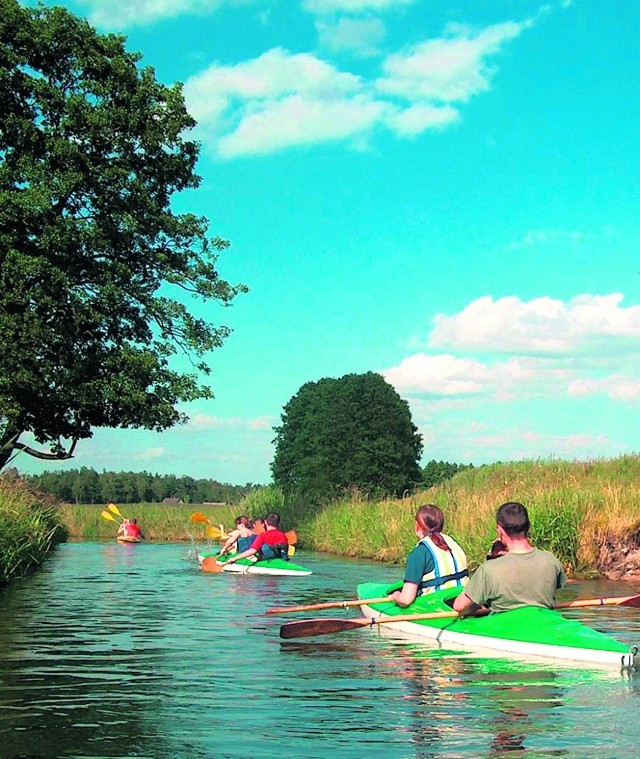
[118,518,144,540]
[222,512,290,565]
[453,501,567,616]
[218,515,257,558]
[388,504,469,608]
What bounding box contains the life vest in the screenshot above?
[418,533,468,593]
[237,534,256,553]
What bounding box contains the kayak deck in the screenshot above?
[117,536,141,543]
[198,551,312,576]
[358,583,636,668]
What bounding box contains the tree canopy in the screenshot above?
[271,372,423,498]
[0,1,247,468]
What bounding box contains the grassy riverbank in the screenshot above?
[0,477,67,586]
[280,457,640,578]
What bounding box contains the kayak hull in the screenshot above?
[357,583,636,668]
[198,551,312,576]
[117,536,141,543]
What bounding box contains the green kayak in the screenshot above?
[357,583,636,668]
[198,550,312,576]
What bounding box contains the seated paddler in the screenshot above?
[222,512,290,566]
[388,504,468,608]
[453,501,567,616]
[218,515,256,558]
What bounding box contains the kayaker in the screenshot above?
[222,512,290,565]
[252,517,266,535]
[453,501,567,615]
[388,504,469,607]
[118,518,144,540]
[218,515,257,557]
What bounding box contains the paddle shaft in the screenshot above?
[270,592,640,616]
[268,597,392,615]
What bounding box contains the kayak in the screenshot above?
[357,583,637,668]
[198,551,312,576]
[117,536,141,543]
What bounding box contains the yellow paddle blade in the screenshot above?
[288,545,296,557]
[206,525,229,540]
[100,510,118,522]
[107,503,124,518]
[190,512,209,523]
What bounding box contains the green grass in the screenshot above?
[0,477,67,586]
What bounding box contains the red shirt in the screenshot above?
[125,523,142,538]
[251,529,288,551]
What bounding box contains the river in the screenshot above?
[1,542,640,758]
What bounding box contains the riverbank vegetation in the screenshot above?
[271,456,640,579]
[0,477,66,586]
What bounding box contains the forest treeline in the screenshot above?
[19,460,472,506]
[20,468,259,505]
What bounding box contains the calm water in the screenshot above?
[1,543,640,758]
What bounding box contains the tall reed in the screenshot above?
[0,477,67,586]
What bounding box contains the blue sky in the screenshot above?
[16,0,640,485]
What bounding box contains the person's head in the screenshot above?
[415,504,444,538]
[496,502,530,538]
[131,518,137,525]
[235,515,251,528]
[252,517,265,534]
[486,539,507,560]
[265,513,281,529]
[415,504,450,552]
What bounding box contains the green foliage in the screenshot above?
[421,459,474,488]
[271,372,423,499]
[0,0,247,468]
[0,474,66,585]
[20,466,259,504]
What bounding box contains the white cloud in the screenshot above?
[218,94,388,157]
[428,293,640,355]
[385,104,460,135]
[376,20,532,103]
[185,414,273,432]
[77,0,223,27]
[132,446,166,461]
[316,17,387,58]
[568,376,640,403]
[382,354,491,396]
[506,228,590,250]
[184,13,534,158]
[304,0,414,14]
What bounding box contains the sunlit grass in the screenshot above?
[0,477,67,586]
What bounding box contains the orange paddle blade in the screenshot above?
[285,530,298,545]
[190,512,209,523]
[201,556,225,573]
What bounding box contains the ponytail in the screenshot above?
[416,504,451,553]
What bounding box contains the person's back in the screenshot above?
[453,502,566,615]
[463,548,564,612]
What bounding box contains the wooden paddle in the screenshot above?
[270,592,640,616]
[279,593,640,639]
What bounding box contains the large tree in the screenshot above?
[271,372,423,498]
[0,1,247,468]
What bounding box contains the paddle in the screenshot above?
[100,510,120,523]
[278,593,640,639]
[107,502,126,518]
[202,555,226,573]
[270,592,640,616]
[280,609,482,639]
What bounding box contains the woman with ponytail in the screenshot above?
[388,504,468,607]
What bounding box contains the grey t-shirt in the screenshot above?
[464,548,567,613]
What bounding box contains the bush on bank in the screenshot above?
[0,476,67,587]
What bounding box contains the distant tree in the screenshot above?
[0,0,246,470]
[271,372,423,498]
[421,460,474,489]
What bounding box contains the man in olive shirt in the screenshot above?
[453,502,567,615]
